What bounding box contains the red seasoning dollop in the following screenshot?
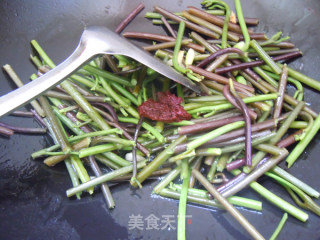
[138,91,191,123]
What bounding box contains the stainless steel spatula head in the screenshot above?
[0,26,201,117]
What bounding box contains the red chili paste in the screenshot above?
[138,91,191,123]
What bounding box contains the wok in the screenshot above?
[0,0,320,239]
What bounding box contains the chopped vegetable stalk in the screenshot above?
[177,159,190,240]
[269,213,288,240]
[193,169,265,240]
[3,2,320,239]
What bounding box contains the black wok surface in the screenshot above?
[0,0,320,239]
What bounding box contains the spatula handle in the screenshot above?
[0,31,98,117]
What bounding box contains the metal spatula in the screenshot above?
[0,26,201,117]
